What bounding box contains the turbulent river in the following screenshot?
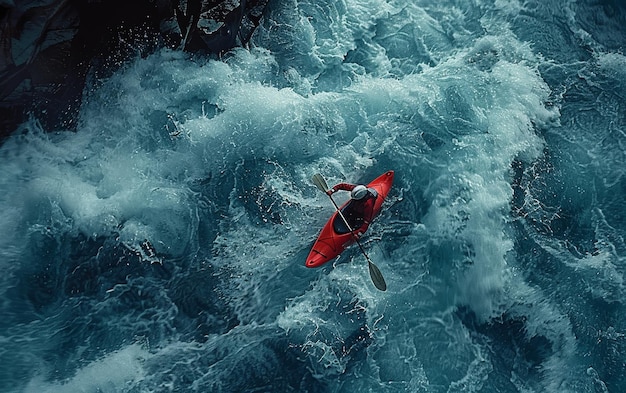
[1,0,625,392]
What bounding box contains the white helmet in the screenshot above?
[351,185,368,200]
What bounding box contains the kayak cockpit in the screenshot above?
[333,202,365,234]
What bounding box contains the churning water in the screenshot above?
[1,0,625,392]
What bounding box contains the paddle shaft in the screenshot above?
[327,194,375,264]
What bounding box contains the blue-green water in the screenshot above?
[1,0,625,391]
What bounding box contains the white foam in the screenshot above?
[596,51,626,87]
[0,0,599,391]
[24,344,148,393]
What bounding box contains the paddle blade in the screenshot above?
[368,261,387,291]
[311,173,330,193]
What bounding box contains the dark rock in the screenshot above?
[171,0,269,52]
[0,0,269,139]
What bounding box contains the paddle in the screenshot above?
[312,173,387,291]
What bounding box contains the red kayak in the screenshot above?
[306,170,394,268]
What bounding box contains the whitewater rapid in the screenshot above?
[1,0,625,392]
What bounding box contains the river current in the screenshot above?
[1,0,625,392]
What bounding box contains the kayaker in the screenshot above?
[326,183,378,235]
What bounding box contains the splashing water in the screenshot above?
[1,0,625,392]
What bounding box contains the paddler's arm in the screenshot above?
[326,182,356,195]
